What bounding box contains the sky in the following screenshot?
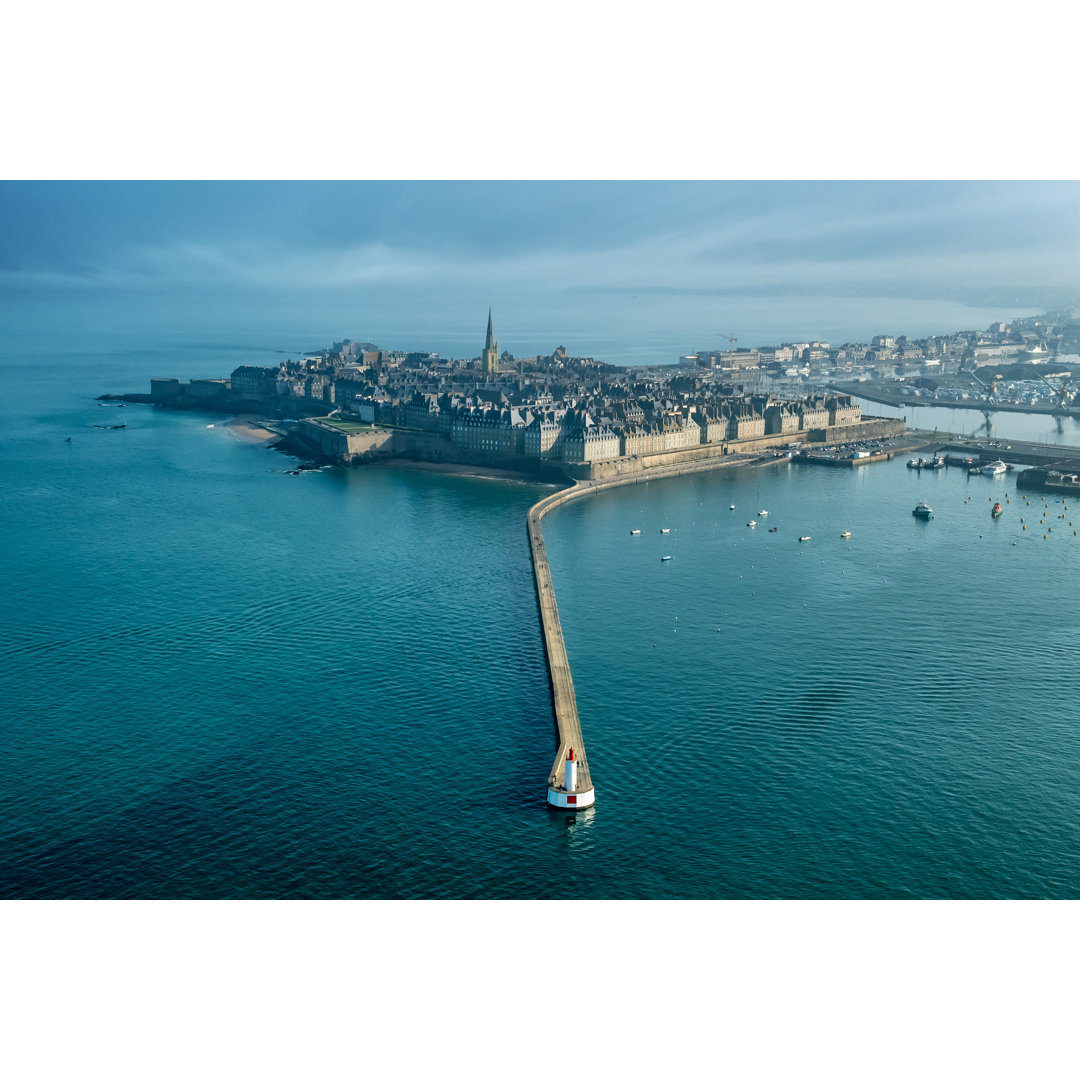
[1,180,1077,359]
[4,5,1077,359]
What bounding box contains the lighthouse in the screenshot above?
[564,747,577,792]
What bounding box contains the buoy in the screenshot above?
[564,747,577,792]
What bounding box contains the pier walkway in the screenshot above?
[527,452,764,809]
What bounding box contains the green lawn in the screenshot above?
[313,417,387,434]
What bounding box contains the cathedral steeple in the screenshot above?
[481,308,498,374]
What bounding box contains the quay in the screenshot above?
[793,448,896,467]
[915,434,1080,471]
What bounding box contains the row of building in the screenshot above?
[147,313,884,467]
[689,311,1079,383]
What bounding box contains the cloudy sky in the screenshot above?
[3,180,1076,303]
[5,2,1078,354]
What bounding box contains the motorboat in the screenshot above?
[992,501,1003,518]
[982,460,1006,476]
[799,535,812,542]
[840,530,851,538]
[746,520,756,528]
[912,501,933,519]
[660,528,671,533]
[660,555,673,561]
[758,509,769,516]
[630,529,641,534]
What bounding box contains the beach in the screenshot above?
[224,416,283,445]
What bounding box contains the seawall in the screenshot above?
[527,452,762,810]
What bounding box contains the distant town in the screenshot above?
[117,307,1080,480]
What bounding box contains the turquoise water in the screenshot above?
[3,329,1080,898]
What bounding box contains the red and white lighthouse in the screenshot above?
[564,747,578,793]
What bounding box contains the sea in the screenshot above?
[3,307,1080,899]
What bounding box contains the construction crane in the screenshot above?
[717,332,738,352]
[959,364,997,399]
[1030,368,1073,413]
[959,364,999,431]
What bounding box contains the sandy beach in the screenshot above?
[225,416,283,445]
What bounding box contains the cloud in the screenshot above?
[1,181,1076,307]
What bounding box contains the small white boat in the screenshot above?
[982,460,1006,476]
[840,530,851,538]
[758,509,769,516]
[660,555,673,561]
[660,527,671,534]
[746,521,756,528]
[799,535,812,542]
[729,504,736,510]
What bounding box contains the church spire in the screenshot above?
[481,308,498,374]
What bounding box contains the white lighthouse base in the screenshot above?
[547,786,596,810]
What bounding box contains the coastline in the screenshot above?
[224,416,283,445]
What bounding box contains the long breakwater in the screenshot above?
[527,454,767,809]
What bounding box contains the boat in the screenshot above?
[927,455,944,469]
[912,501,933,519]
[799,535,812,542]
[746,521,756,528]
[758,509,769,516]
[729,504,736,510]
[840,530,851,538]
[660,555,673,561]
[660,528,671,533]
[630,529,641,535]
[907,458,924,469]
[982,460,1006,476]
[768,526,778,533]
[992,501,1003,518]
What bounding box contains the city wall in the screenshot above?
[296,416,906,479]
